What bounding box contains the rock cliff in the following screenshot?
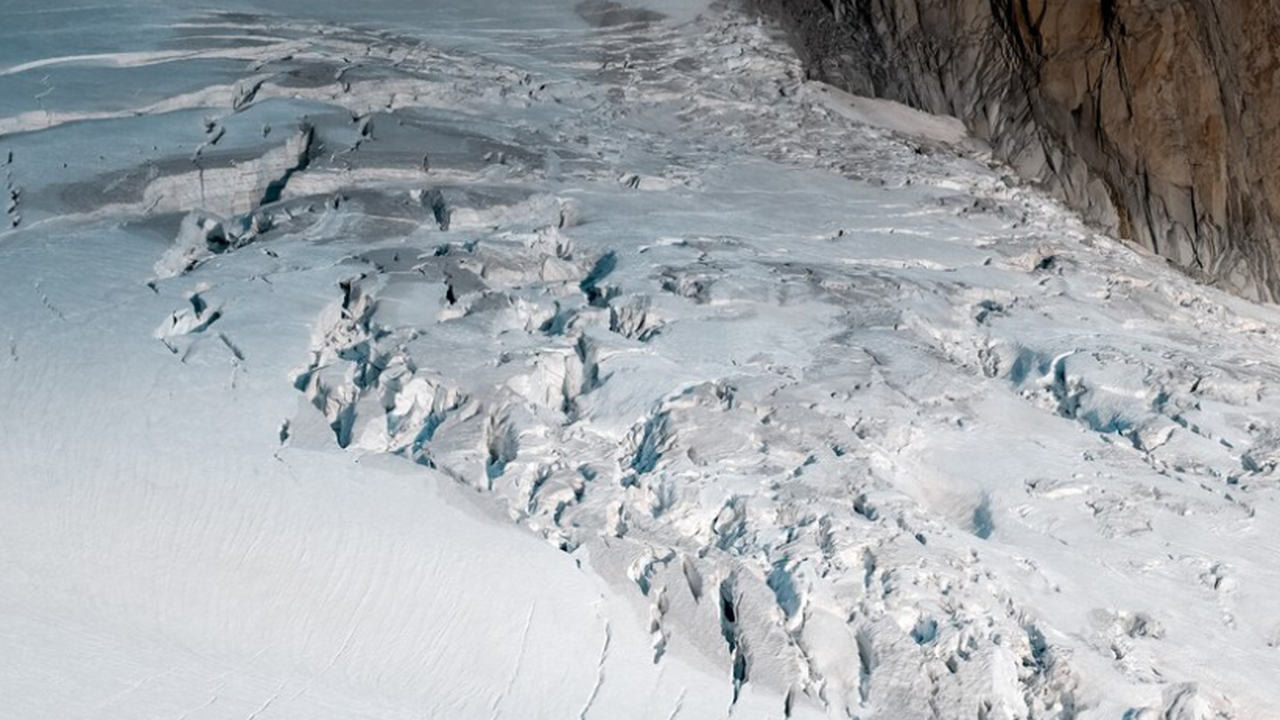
[755,0,1280,300]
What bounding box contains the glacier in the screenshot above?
[0,1,1277,718]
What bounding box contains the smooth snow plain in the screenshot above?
[1,1,1278,718]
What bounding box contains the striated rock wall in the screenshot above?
[755,0,1280,300]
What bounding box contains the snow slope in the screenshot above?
[1,2,1279,718]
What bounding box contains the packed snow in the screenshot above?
[1,1,1278,718]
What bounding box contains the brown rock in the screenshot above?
[754,0,1280,300]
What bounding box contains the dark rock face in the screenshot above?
[755,0,1280,300]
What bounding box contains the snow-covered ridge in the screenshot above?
[1,3,1278,719]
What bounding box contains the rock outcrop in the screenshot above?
[755,0,1280,300]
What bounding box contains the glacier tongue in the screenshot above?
[1,3,1278,719]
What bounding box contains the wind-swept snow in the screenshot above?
[1,2,1279,719]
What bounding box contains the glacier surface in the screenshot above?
[1,1,1278,718]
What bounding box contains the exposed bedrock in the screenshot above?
[755,0,1280,300]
